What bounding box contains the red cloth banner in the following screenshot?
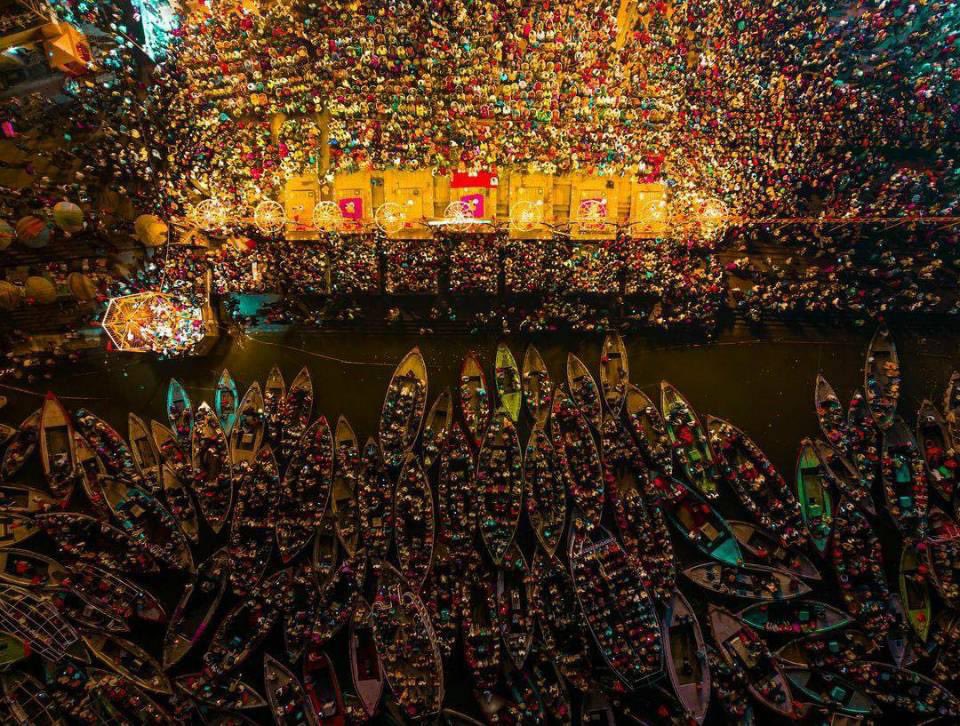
[338,197,363,220]
[460,193,485,218]
[451,171,499,189]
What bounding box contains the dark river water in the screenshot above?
[2,322,958,723]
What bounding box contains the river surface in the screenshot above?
[2,322,958,722]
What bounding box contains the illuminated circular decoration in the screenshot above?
[510,200,542,233]
[669,192,730,241]
[444,201,474,222]
[102,292,206,355]
[313,201,343,232]
[254,200,285,235]
[191,198,228,231]
[578,199,606,223]
[375,203,406,235]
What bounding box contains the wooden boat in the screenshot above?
[302,649,346,725]
[830,497,893,640]
[203,568,291,678]
[99,477,194,572]
[379,347,428,476]
[796,439,834,554]
[160,463,199,543]
[41,658,98,723]
[460,559,502,694]
[684,561,810,600]
[884,593,916,668]
[265,653,320,726]
[525,642,572,726]
[497,542,533,669]
[166,378,193,445]
[881,416,929,538]
[551,391,604,529]
[459,350,491,449]
[708,604,797,719]
[847,389,880,489]
[932,611,960,693]
[162,548,230,668]
[568,519,663,689]
[67,561,166,624]
[738,599,850,636]
[422,389,452,469]
[705,645,755,725]
[0,409,40,480]
[313,515,341,586]
[423,542,462,661]
[437,422,476,553]
[601,412,675,603]
[580,690,615,726]
[0,424,13,449]
[662,590,710,724]
[39,393,77,500]
[521,344,553,429]
[600,333,629,416]
[945,370,960,444]
[925,506,960,607]
[357,437,393,563]
[812,438,876,517]
[229,382,264,465]
[262,366,286,448]
[815,374,851,455]
[150,419,190,482]
[917,399,957,505]
[71,431,111,517]
[370,563,444,720]
[0,511,38,548]
[332,416,361,556]
[83,632,171,694]
[784,668,879,718]
[50,585,129,633]
[775,629,879,670]
[660,480,743,566]
[624,384,674,475]
[190,401,233,534]
[708,415,807,550]
[661,381,720,499]
[394,453,435,590]
[349,599,384,720]
[228,444,279,596]
[0,548,67,589]
[2,670,66,725]
[0,583,81,663]
[309,549,367,647]
[175,672,266,710]
[523,426,566,558]
[494,343,522,423]
[477,412,523,564]
[283,560,320,662]
[566,353,602,430]
[73,408,141,486]
[214,369,239,436]
[0,483,60,514]
[277,416,333,563]
[530,551,592,692]
[442,708,486,726]
[279,366,314,462]
[864,327,900,430]
[837,661,960,719]
[728,520,822,580]
[127,413,161,494]
[900,541,932,642]
[0,631,27,669]
[34,511,160,574]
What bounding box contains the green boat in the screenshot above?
[796,439,833,554]
[166,378,193,445]
[494,343,522,423]
[737,600,851,636]
[0,631,28,669]
[661,480,742,566]
[214,369,239,436]
[784,668,880,717]
[661,381,720,500]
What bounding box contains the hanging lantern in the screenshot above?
[254,200,285,235]
[0,220,14,251]
[134,214,169,247]
[101,292,206,355]
[16,216,51,248]
[24,276,56,304]
[53,201,84,233]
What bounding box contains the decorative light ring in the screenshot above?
[192,198,228,231]
[313,201,343,232]
[510,200,542,233]
[375,202,406,235]
[254,200,286,234]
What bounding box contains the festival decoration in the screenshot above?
[52,201,84,233]
[101,292,206,355]
[0,281,22,311]
[375,203,406,235]
[312,201,343,231]
[254,200,285,235]
[24,276,56,305]
[190,199,228,231]
[0,220,14,251]
[16,216,51,249]
[134,214,169,247]
[67,272,97,302]
[509,200,543,233]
